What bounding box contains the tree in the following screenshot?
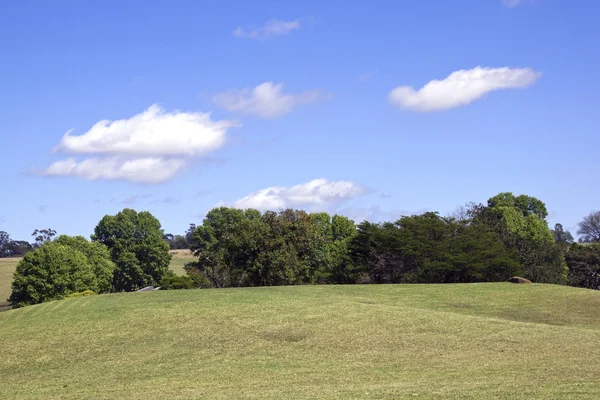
[471,193,565,283]
[164,233,189,249]
[31,228,57,248]
[0,231,13,257]
[577,211,600,243]
[92,208,171,292]
[8,240,111,308]
[54,235,115,293]
[552,223,574,254]
[565,243,600,290]
[186,223,198,248]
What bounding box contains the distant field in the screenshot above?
[168,249,196,275]
[1,283,600,399]
[0,250,195,311]
[0,258,19,312]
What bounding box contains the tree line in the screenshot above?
[4,192,600,308]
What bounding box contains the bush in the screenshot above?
[159,269,212,290]
[9,243,99,308]
[65,290,96,298]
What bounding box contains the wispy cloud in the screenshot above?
[221,178,367,211]
[213,82,329,118]
[36,105,238,184]
[121,194,152,204]
[38,157,187,184]
[193,190,212,200]
[233,18,300,40]
[503,0,536,7]
[389,66,540,112]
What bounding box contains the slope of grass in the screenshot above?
[0,258,19,311]
[168,249,196,275]
[1,283,600,399]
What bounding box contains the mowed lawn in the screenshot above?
[0,251,194,311]
[1,284,600,399]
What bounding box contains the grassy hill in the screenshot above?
[1,284,600,399]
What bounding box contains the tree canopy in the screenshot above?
[92,208,171,291]
[8,237,115,308]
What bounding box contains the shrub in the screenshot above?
[65,290,96,298]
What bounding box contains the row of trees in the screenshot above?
[6,193,600,308]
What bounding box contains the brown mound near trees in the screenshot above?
[508,276,532,284]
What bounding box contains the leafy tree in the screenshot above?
[577,211,600,243]
[9,242,101,308]
[31,228,57,248]
[54,235,115,293]
[350,213,521,284]
[552,223,574,254]
[164,233,189,249]
[92,208,171,291]
[565,243,600,289]
[1,232,34,258]
[186,223,198,248]
[471,193,565,283]
[0,231,13,257]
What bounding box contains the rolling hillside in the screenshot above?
[1,283,600,399]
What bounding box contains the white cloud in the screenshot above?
[388,66,541,112]
[54,104,237,156]
[233,19,300,40]
[212,82,328,118]
[38,157,187,184]
[225,178,367,210]
[36,104,238,184]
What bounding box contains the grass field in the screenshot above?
[1,283,600,399]
[0,258,19,312]
[0,251,194,311]
[168,249,196,275]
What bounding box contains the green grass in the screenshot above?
[1,283,600,399]
[0,251,194,311]
[0,258,19,312]
[168,249,196,275]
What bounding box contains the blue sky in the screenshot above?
[1,0,599,241]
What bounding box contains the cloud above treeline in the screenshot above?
[221,178,367,211]
[388,66,540,112]
[36,105,238,184]
[233,19,301,40]
[213,82,329,119]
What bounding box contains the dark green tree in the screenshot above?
[565,243,600,289]
[92,208,171,291]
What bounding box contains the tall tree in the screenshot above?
[92,208,171,291]
[31,228,57,248]
[565,243,600,290]
[552,223,574,254]
[471,193,566,283]
[577,211,600,243]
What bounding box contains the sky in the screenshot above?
[1,0,599,241]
